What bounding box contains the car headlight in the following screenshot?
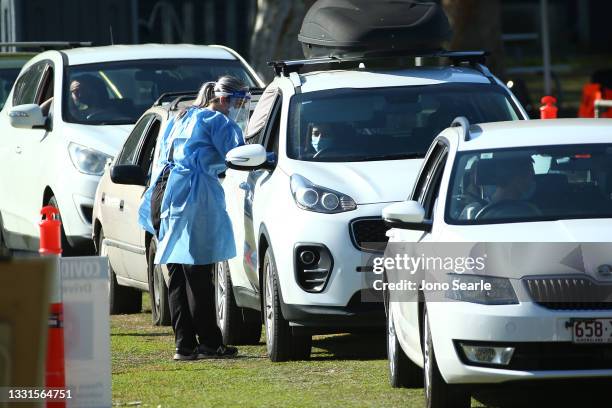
[68,142,112,176]
[445,274,518,305]
[290,174,357,214]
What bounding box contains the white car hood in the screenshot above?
[440,218,612,242]
[281,159,423,204]
[430,219,612,281]
[62,123,133,156]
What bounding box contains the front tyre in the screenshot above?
[215,260,262,345]
[263,247,312,362]
[147,237,170,326]
[98,230,141,314]
[424,307,470,408]
[387,305,423,388]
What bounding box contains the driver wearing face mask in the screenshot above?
[310,123,334,154]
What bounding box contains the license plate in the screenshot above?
[572,319,612,344]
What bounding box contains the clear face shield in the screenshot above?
[216,90,251,134]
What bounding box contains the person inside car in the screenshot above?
[69,75,112,120]
[460,156,538,220]
[309,123,333,154]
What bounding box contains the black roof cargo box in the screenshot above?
[298,0,452,59]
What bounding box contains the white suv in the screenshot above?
[383,119,612,408]
[0,44,261,255]
[220,53,528,361]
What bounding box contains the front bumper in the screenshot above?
[427,301,612,384]
[53,173,99,252]
[281,290,385,330]
[266,202,388,328]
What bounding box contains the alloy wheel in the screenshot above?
[424,311,432,405]
[264,263,274,356]
[216,262,226,327]
[388,308,397,376]
[99,236,111,294]
[153,264,163,316]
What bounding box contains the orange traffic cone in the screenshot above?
[540,95,558,119]
[40,206,65,408]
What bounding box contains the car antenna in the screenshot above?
[109,25,114,45]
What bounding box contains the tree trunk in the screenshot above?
[442,0,505,79]
[250,0,316,83]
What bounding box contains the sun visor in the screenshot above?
[245,85,279,141]
[298,0,452,59]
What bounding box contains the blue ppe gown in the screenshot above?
[138,107,244,265]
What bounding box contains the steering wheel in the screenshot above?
[312,147,346,159]
[85,108,115,121]
[475,200,542,220]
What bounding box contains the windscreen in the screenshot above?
[287,83,520,162]
[446,144,612,224]
[63,58,257,125]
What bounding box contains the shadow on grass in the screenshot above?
[112,332,170,337]
[310,332,386,361]
[473,378,610,408]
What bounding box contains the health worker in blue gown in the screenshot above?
[139,76,250,361]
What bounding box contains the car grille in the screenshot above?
[349,218,388,252]
[523,276,612,310]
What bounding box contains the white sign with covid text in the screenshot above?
[60,256,111,408]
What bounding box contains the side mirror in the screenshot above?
[9,104,47,129]
[382,200,432,232]
[110,165,146,186]
[226,144,274,171]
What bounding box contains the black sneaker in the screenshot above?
[196,344,239,359]
[173,347,196,361]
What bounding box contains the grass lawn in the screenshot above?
[111,295,429,408]
[111,296,604,408]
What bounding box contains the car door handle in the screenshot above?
[239,182,251,191]
[101,193,105,204]
[15,146,22,154]
[119,199,124,211]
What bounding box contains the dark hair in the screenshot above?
[177,75,247,119]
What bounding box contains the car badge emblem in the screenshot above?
[597,264,612,277]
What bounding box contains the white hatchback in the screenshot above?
[383,119,612,408]
[0,44,261,255]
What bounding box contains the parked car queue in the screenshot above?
[92,53,612,407]
[1,42,611,408]
[93,48,528,356]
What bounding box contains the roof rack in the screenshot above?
[268,50,488,77]
[154,87,266,110]
[451,116,471,141]
[0,42,92,51]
